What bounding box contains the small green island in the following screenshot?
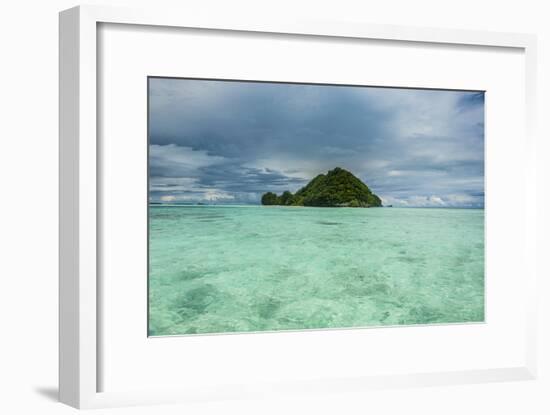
[261,167,382,208]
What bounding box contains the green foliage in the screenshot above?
[279,191,294,205]
[260,167,382,208]
[261,192,278,205]
[293,195,305,206]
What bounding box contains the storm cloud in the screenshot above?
[149,78,484,207]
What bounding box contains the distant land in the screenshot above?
[261,167,382,208]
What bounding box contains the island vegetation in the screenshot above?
[261,167,382,208]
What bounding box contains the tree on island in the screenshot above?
[261,167,382,208]
[261,192,279,205]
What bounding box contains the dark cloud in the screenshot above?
[149,78,484,207]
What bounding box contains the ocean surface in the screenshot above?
[148,206,484,336]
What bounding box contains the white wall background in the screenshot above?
[0,0,548,414]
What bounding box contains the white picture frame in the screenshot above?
[59,4,538,409]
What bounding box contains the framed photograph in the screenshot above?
[59,5,538,409]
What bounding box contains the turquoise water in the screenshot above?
[148,206,484,336]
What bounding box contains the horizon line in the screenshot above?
[148,202,485,209]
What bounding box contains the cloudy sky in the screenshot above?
[148,78,484,208]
